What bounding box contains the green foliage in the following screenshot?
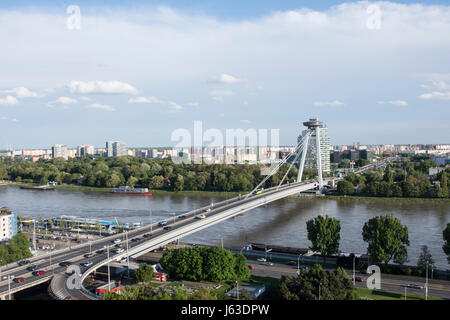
[417,245,434,269]
[306,215,341,256]
[160,246,248,282]
[279,264,356,300]
[133,263,155,283]
[362,215,409,265]
[0,233,32,265]
[337,180,355,195]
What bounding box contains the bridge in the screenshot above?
[0,120,395,300]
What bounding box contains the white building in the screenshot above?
[52,144,68,160]
[77,144,94,157]
[0,207,18,242]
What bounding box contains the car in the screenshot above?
[263,262,274,266]
[27,265,40,271]
[115,243,123,248]
[2,275,15,280]
[84,253,94,258]
[196,214,206,219]
[205,208,211,212]
[257,258,267,262]
[143,233,151,238]
[18,259,31,266]
[14,277,25,283]
[59,261,72,267]
[33,270,46,276]
[407,283,424,289]
[131,238,140,242]
[81,261,93,267]
[96,249,105,254]
[158,221,168,227]
[353,276,363,282]
[163,226,172,230]
[178,215,186,219]
[287,261,297,266]
[248,265,255,270]
[114,248,125,254]
[113,239,121,244]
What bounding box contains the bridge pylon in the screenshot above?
[297,118,325,191]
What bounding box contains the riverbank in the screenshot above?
[2,181,241,196]
[320,195,450,202]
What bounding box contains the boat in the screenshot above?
[20,185,55,191]
[110,186,153,195]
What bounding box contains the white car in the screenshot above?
[264,262,274,266]
[113,239,121,244]
[115,248,125,254]
[257,258,267,262]
[196,214,206,219]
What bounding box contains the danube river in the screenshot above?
[1,186,449,269]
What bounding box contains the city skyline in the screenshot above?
[1,0,450,148]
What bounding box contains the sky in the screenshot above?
[0,0,450,149]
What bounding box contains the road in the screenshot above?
[248,259,450,300]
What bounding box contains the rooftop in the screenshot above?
[0,207,13,216]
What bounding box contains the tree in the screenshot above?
[133,263,155,283]
[443,223,450,264]
[383,164,394,184]
[337,180,354,195]
[362,215,409,265]
[280,264,356,300]
[126,176,138,188]
[417,245,434,269]
[306,215,341,258]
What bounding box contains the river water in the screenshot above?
[1,186,449,269]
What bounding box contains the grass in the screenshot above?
[357,288,441,300]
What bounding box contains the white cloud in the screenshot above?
[57,96,77,104]
[313,100,344,107]
[0,116,7,120]
[209,74,245,84]
[209,89,234,101]
[187,102,199,107]
[419,91,450,100]
[3,87,39,98]
[129,96,152,104]
[0,95,19,105]
[68,81,139,95]
[379,100,408,106]
[128,96,183,112]
[89,103,115,111]
[79,96,91,101]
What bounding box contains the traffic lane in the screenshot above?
[249,262,450,299]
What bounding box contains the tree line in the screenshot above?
[337,158,449,198]
[0,157,319,193]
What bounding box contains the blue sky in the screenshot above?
[0,1,449,149]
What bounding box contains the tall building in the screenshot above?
[52,144,68,160]
[106,141,113,157]
[297,123,331,173]
[0,207,18,242]
[77,145,94,158]
[113,141,127,157]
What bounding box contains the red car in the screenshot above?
[14,277,25,283]
[33,270,46,276]
[353,276,363,282]
[248,265,255,270]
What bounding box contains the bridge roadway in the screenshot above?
[0,157,394,299]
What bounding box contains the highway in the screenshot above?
[248,260,450,300]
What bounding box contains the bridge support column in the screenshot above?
[315,127,323,191]
[297,131,310,183]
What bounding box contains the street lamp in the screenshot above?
[126,231,130,279]
[425,261,429,300]
[353,255,356,286]
[318,282,322,301]
[107,245,111,291]
[297,253,304,275]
